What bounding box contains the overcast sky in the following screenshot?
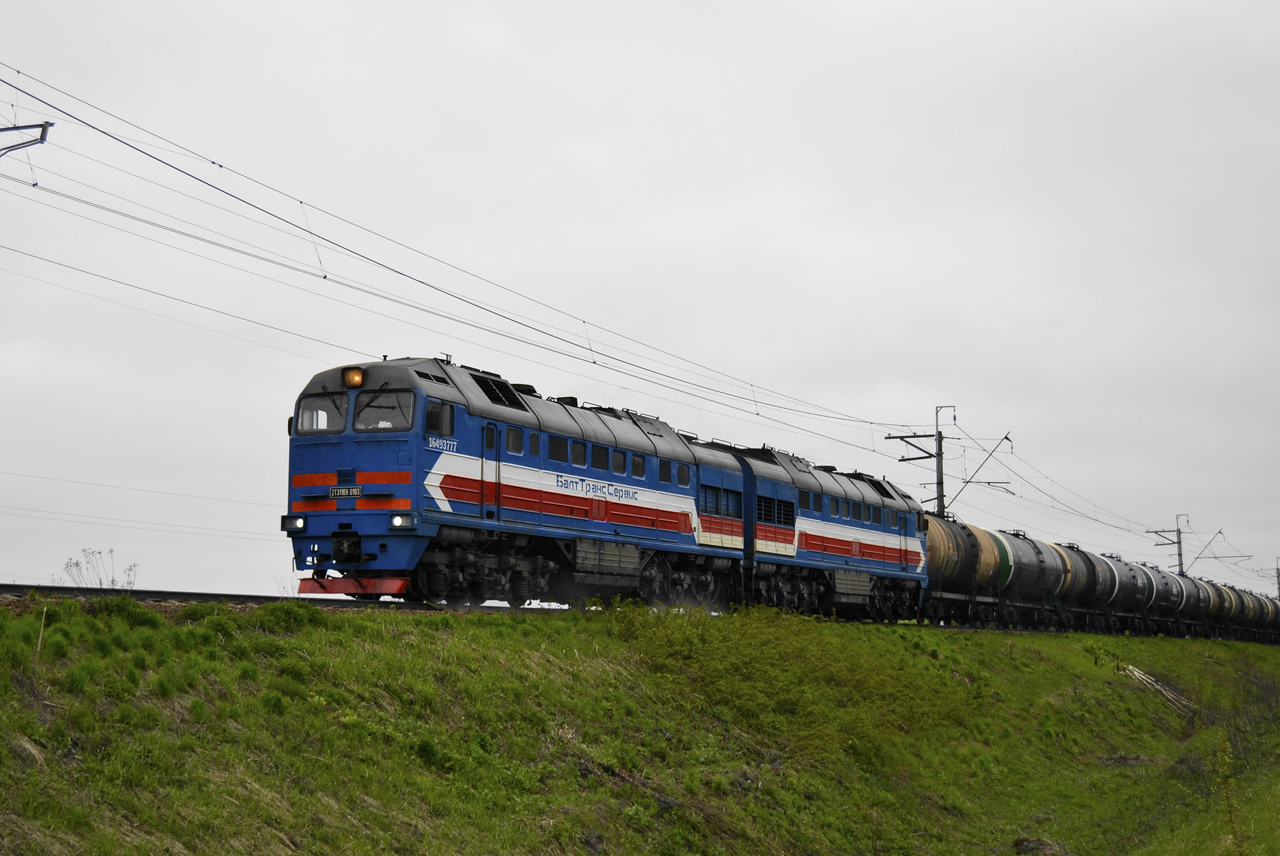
[2,1,1277,596]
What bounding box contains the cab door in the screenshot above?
[480,423,500,520]
[898,511,909,573]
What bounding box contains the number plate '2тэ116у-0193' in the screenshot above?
[329,486,362,498]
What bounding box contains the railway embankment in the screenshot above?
[2,595,1279,855]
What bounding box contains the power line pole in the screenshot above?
[886,405,954,516]
[1147,514,1188,576]
[934,405,954,515]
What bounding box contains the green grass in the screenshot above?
[2,595,1279,855]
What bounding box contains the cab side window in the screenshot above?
[425,401,454,436]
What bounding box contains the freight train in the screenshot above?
[280,356,1279,642]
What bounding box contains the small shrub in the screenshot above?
[189,698,208,722]
[169,627,198,652]
[91,597,163,630]
[0,639,32,672]
[203,615,239,639]
[62,667,89,694]
[269,675,307,700]
[260,690,287,715]
[415,735,449,770]
[103,674,135,701]
[252,637,286,659]
[68,701,98,733]
[111,627,132,651]
[422,614,455,632]
[132,650,148,671]
[43,634,71,660]
[152,672,176,700]
[136,705,165,729]
[238,662,259,682]
[250,601,326,635]
[279,656,310,684]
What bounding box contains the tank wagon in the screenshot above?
[280,356,1279,642]
[922,514,1278,641]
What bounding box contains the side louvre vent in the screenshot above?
[415,370,451,385]
[863,477,894,500]
[470,374,528,410]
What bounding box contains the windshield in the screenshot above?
[296,392,348,435]
[354,390,415,432]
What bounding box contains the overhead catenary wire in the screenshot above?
[0,170,917,430]
[0,173,916,464]
[0,470,281,509]
[0,69,926,432]
[0,508,279,543]
[0,264,331,363]
[33,136,915,423]
[0,242,376,360]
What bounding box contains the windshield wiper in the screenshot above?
[354,382,392,419]
[319,383,345,416]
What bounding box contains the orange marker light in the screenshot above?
[342,367,364,388]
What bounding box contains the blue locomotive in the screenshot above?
[281,356,927,617]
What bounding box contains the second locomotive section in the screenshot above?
[282,358,928,615]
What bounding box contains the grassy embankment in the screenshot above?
[2,595,1279,855]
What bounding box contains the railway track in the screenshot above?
[2,583,1272,644]
[0,582,566,614]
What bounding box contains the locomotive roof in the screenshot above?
[298,358,919,507]
[299,358,697,462]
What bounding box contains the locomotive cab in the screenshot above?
[282,360,441,596]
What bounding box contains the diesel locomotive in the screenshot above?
[280,356,1278,641]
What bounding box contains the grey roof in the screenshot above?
[689,442,741,472]
[299,359,920,507]
[587,408,657,455]
[523,396,582,436]
[625,413,696,463]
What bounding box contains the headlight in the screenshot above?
[389,513,418,529]
[342,366,364,388]
[280,515,306,532]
